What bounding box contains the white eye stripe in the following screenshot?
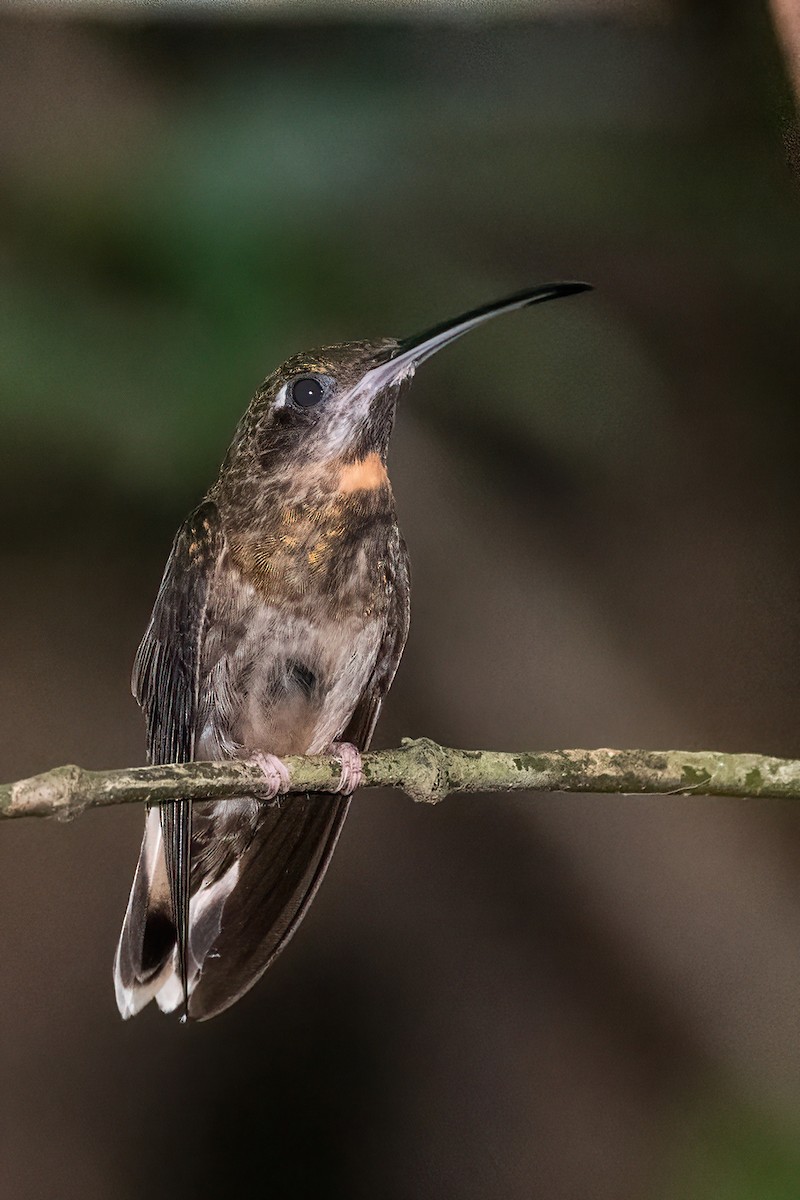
[274,382,289,409]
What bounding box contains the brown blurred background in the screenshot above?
[2,2,800,1197]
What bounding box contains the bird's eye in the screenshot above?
[290,377,324,409]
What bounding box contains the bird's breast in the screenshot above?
[226,467,396,621]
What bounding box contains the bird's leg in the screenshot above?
[327,741,363,795]
[247,751,291,802]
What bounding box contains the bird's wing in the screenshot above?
[186,534,411,1022]
[130,499,224,1013]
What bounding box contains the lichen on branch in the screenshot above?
[2,739,799,822]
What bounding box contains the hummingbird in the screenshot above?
[113,281,590,1022]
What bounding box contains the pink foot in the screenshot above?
[328,741,363,795]
[248,751,291,800]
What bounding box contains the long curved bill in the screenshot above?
[394,281,591,368]
[351,281,590,404]
[369,282,592,392]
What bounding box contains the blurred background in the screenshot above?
[2,1,800,1197]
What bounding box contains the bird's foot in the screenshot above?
[247,751,291,801]
[328,741,363,795]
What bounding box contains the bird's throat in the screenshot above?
[226,453,395,613]
[336,452,388,495]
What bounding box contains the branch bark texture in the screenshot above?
[2,739,799,822]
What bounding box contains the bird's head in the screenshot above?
[219,282,591,499]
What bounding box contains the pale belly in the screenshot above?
[196,600,385,760]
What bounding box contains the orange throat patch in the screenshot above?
[336,452,388,495]
[228,453,393,610]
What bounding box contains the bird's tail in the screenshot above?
[114,807,177,1018]
[185,792,350,1021]
[114,793,349,1021]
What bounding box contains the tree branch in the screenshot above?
[770,0,800,102]
[2,739,799,822]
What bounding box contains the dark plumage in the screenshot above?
[114,282,590,1021]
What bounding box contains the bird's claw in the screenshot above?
[328,742,363,795]
[248,751,291,801]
